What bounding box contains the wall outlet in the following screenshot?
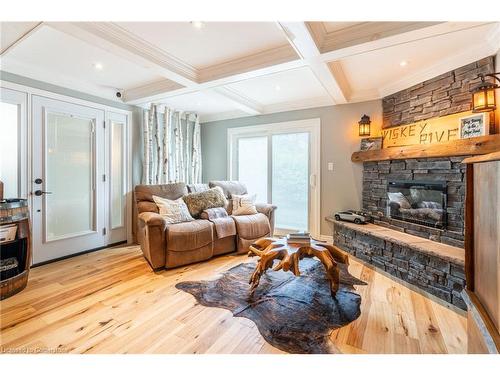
[327,162,334,171]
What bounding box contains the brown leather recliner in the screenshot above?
[134,181,276,270]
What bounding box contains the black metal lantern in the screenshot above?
[358,114,371,136]
[470,73,500,113]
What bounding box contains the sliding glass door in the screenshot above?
[229,119,320,237]
[272,132,309,232]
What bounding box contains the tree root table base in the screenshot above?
[248,238,349,298]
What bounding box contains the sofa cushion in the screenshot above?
[232,213,270,240]
[152,195,194,224]
[187,183,210,193]
[209,181,247,198]
[135,183,188,214]
[182,186,227,218]
[166,219,213,251]
[231,193,258,216]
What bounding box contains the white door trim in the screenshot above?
[1,79,134,261]
[0,87,29,199]
[227,118,321,238]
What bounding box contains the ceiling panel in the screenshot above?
[157,90,243,117]
[1,25,167,98]
[225,67,330,105]
[322,22,364,33]
[115,22,289,69]
[0,22,40,53]
[338,23,498,95]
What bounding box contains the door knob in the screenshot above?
[34,190,52,196]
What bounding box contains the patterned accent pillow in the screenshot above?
[182,186,227,218]
[231,194,258,216]
[152,195,194,224]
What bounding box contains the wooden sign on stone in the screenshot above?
[381,111,474,148]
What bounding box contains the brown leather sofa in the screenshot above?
[135,181,276,270]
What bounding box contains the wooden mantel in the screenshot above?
[351,134,500,163]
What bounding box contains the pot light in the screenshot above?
[191,21,205,29]
[399,60,408,67]
[93,62,103,71]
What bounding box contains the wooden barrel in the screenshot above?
[0,199,29,224]
[0,198,32,300]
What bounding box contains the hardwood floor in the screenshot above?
[0,245,467,354]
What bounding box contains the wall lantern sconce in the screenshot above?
[470,72,500,113]
[358,114,371,136]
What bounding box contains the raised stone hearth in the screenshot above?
[331,220,466,309]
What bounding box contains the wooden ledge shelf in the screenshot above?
[351,134,500,162]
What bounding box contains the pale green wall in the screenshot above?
[0,71,144,186]
[201,101,383,236]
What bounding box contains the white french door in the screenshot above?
[228,118,321,238]
[32,96,106,264]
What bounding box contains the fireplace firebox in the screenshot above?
[387,180,447,229]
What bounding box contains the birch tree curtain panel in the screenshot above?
[142,104,202,185]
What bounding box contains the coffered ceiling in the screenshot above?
[1,21,499,122]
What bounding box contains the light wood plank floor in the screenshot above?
[0,245,467,354]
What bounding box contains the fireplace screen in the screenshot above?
[387,180,447,229]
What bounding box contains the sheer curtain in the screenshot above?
[142,104,202,185]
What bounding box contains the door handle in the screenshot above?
[34,190,52,196]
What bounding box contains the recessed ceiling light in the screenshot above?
[191,21,205,29]
[275,85,281,91]
[400,60,408,67]
[93,62,103,71]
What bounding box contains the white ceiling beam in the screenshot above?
[278,22,348,104]
[1,22,43,56]
[122,79,184,103]
[206,87,263,115]
[124,59,306,106]
[46,22,198,87]
[45,22,269,115]
[317,22,494,63]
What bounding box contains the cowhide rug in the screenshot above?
[176,257,366,353]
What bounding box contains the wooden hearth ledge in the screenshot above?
[326,219,464,265]
[351,134,500,163]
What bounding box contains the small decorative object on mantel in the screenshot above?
[360,137,382,151]
[459,113,489,139]
[358,114,371,136]
[333,210,369,224]
[470,72,499,113]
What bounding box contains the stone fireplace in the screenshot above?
[362,156,466,248]
[331,57,498,310]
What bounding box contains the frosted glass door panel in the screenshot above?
[237,137,268,202]
[111,121,124,228]
[0,102,19,198]
[46,113,95,241]
[272,133,309,231]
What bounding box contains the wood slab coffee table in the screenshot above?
[248,237,349,298]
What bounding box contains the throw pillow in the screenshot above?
[182,186,227,218]
[231,193,258,216]
[152,195,194,224]
[387,192,411,209]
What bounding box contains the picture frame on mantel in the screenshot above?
[360,137,383,151]
[459,113,489,139]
